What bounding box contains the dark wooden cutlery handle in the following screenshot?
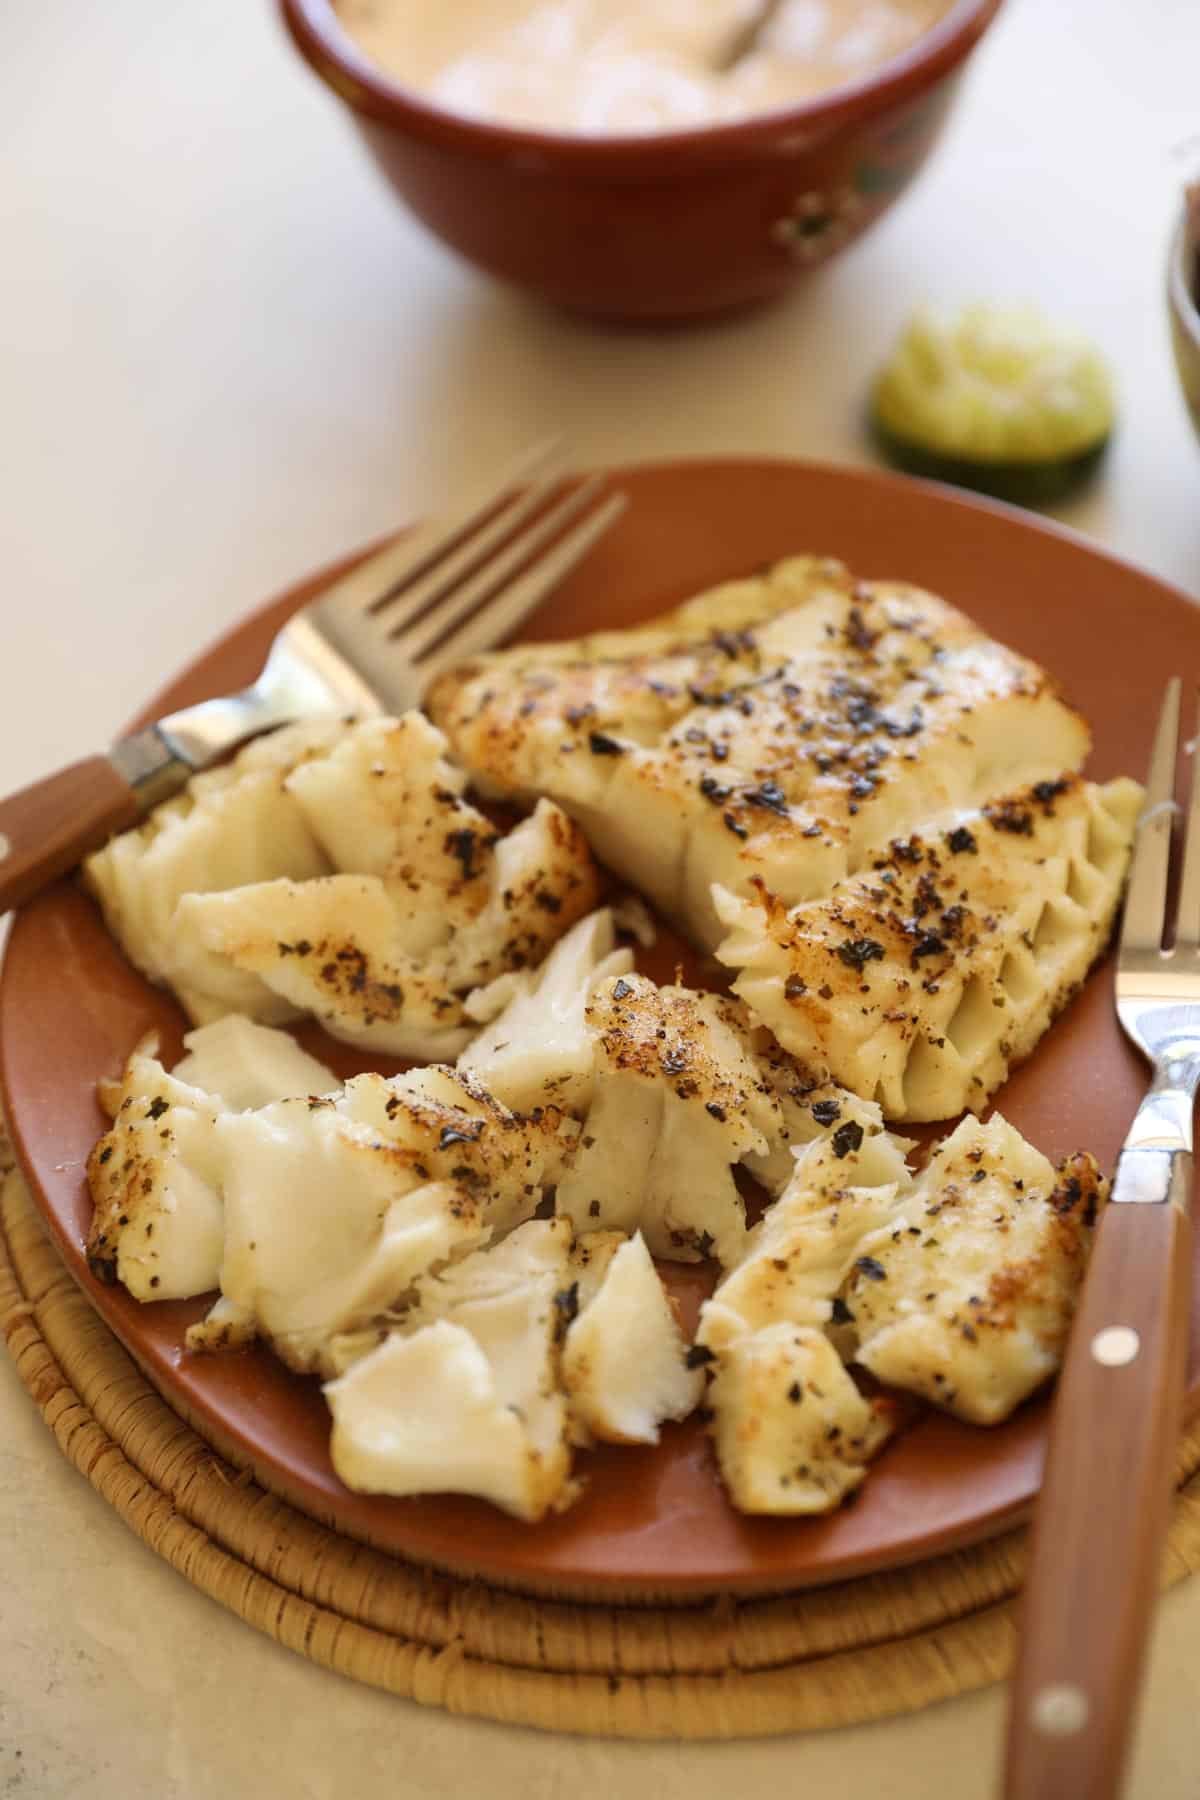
[0,758,141,913]
[1004,1188,1192,1800]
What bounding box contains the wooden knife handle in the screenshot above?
[1004,1176,1192,1800]
[0,757,141,913]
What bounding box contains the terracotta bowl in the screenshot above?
[279,0,1004,322]
[1168,194,1200,444]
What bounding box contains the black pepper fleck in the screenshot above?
[832,1120,865,1158]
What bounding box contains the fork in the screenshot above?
[0,443,625,914]
[1005,678,1197,1800]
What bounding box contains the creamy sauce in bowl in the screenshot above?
[336,0,955,136]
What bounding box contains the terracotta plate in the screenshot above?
[3,458,1198,1599]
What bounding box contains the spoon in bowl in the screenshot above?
[711,0,785,72]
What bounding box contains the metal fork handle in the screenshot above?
[0,756,147,912]
[0,655,338,914]
[0,721,209,911]
[1115,1044,1200,1161]
[1005,1078,1196,1800]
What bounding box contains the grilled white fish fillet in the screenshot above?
[713,774,1141,1121]
[427,557,1091,950]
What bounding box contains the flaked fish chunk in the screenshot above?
[87,713,600,1059]
[715,775,1141,1121]
[84,720,343,1021]
[456,914,886,1263]
[459,906,635,1113]
[554,974,779,1264]
[208,1067,571,1374]
[172,1015,337,1112]
[561,1232,703,1445]
[553,970,889,1265]
[697,1123,913,1355]
[86,1050,225,1301]
[844,1114,1104,1424]
[326,1219,576,1521]
[707,1325,895,1515]
[88,1021,342,1300]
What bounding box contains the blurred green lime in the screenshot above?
[870,303,1115,504]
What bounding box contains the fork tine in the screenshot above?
[308,438,561,626]
[395,473,614,665]
[416,490,627,684]
[1120,677,1181,955]
[1174,689,1200,949]
[371,461,566,634]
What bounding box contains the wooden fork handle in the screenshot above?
[0,757,142,913]
[1004,1162,1192,1800]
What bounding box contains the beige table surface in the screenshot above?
[3,0,1200,1794]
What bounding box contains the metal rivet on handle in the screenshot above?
[1031,1684,1090,1736]
[1091,1325,1141,1367]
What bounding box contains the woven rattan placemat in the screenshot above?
[4,1134,1200,1741]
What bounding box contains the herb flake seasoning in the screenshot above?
[831,1120,865,1158]
[810,1098,842,1126]
[745,780,789,816]
[836,937,885,971]
[855,1255,887,1281]
[699,774,731,804]
[988,799,1034,835]
[910,932,946,961]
